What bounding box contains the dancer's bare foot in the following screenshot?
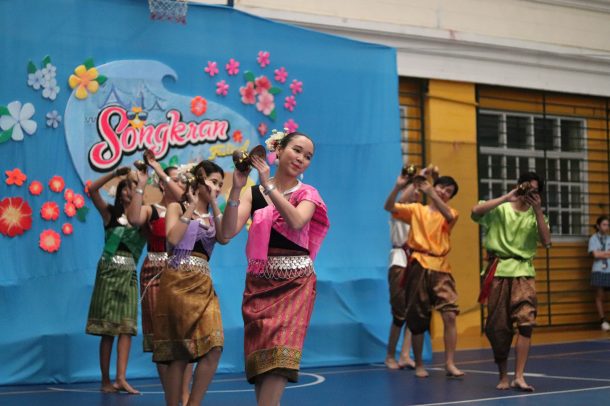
[510,378,534,392]
[415,366,429,378]
[101,382,118,393]
[398,355,416,370]
[445,364,465,378]
[384,356,400,370]
[496,376,510,390]
[113,379,141,394]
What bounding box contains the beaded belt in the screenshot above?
[100,254,136,271]
[251,255,314,280]
[146,252,168,267]
[168,255,211,276]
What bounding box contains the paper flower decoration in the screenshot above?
[240,82,256,105]
[5,168,27,186]
[29,181,43,195]
[232,130,243,143]
[284,95,297,112]
[64,188,74,202]
[0,197,33,237]
[284,119,299,133]
[49,175,65,193]
[254,76,272,94]
[68,58,107,100]
[274,67,288,83]
[46,110,62,129]
[28,57,60,100]
[39,229,61,252]
[41,201,60,221]
[64,202,76,217]
[204,61,219,77]
[190,96,207,116]
[216,80,229,96]
[62,223,73,235]
[256,91,275,116]
[0,101,37,142]
[289,79,303,95]
[72,194,85,209]
[225,58,240,76]
[257,51,270,68]
[84,180,92,196]
[258,122,268,137]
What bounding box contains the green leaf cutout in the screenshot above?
[41,55,51,68]
[268,109,277,121]
[96,75,107,86]
[83,58,95,70]
[27,61,37,74]
[0,106,9,116]
[76,206,90,222]
[0,128,12,144]
[244,71,255,83]
[169,155,180,167]
[268,87,281,95]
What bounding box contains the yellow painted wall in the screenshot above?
[423,80,481,343]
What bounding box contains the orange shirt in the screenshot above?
[392,203,458,273]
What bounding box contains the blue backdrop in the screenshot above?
[0,0,430,385]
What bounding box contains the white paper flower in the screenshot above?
[0,101,37,141]
[46,110,62,129]
[41,63,57,81]
[42,82,60,100]
[27,70,44,90]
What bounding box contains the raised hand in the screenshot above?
[115,166,131,177]
[250,155,271,187]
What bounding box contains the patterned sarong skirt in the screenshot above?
[152,253,223,363]
[242,252,316,384]
[140,252,167,352]
[86,251,138,336]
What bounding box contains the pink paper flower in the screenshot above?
[274,67,288,83]
[254,76,272,95]
[62,223,73,235]
[48,175,65,193]
[190,96,207,116]
[64,202,76,217]
[64,188,74,202]
[284,95,297,112]
[225,58,240,76]
[204,61,219,77]
[284,118,299,133]
[39,229,61,252]
[239,82,256,105]
[29,181,43,196]
[258,122,268,137]
[257,51,270,68]
[216,80,229,96]
[41,201,60,221]
[72,193,85,209]
[290,79,303,95]
[256,90,275,116]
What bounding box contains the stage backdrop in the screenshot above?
[0,0,430,385]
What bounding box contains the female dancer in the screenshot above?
[222,131,330,406]
[125,155,190,403]
[86,167,146,394]
[152,161,229,406]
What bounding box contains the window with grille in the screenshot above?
[477,111,588,237]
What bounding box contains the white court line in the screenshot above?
[425,367,610,383]
[410,385,610,406]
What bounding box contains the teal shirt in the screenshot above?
[473,201,546,278]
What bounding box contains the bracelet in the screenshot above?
[134,188,144,195]
[263,184,276,195]
[227,199,240,207]
[164,175,171,184]
[179,216,190,224]
[214,213,223,220]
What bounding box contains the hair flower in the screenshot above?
[265,128,289,152]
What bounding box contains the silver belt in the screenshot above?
[146,252,168,266]
[100,254,136,270]
[250,255,314,280]
[168,255,211,276]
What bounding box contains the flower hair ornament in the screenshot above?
[265,128,289,152]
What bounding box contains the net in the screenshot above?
[148,0,188,24]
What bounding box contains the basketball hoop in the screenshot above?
[148,0,188,24]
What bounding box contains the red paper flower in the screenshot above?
[191,96,207,116]
[64,202,76,217]
[258,122,268,137]
[0,197,33,237]
[39,229,61,252]
[29,181,43,195]
[73,193,85,209]
[84,180,92,196]
[41,201,60,221]
[254,76,272,94]
[5,168,27,186]
[233,130,243,143]
[64,188,74,202]
[240,82,256,105]
[62,223,73,235]
[49,175,65,193]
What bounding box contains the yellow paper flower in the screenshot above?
[68,65,100,99]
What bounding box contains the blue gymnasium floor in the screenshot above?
[2,340,610,406]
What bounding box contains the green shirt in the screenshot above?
[473,201,546,278]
